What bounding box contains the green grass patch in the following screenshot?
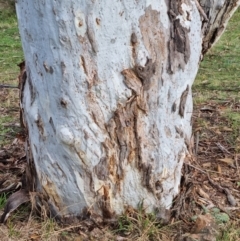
[0,193,7,210]
[0,3,23,145]
[193,8,240,241]
[0,3,23,83]
[193,8,240,103]
[0,115,20,146]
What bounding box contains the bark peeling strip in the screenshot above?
[95,64,156,210]
[130,32,138,61]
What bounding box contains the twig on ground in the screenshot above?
[195,131,200,155]
[0,84,18,89]
[206,173,236,206]
[186,163,237,206]
[216,142,232,155]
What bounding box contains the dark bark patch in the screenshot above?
[175,126,184,138]
[179,85,189,118]
[60,62,66,75]
[28,73,36,106]
[43,62,54,74]
[60,98,68,108]
[49,117,56,134]
[35,114,44,136]
[130,32,138,61]
[96,18,101,25]
[141,163,154,191]
[168,1,191,73]
[171,102,177,112]
[18,61,27,128]
[94,157,109,181]
[131,32,138,45]
[80,55,88,76]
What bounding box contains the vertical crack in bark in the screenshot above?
[27,71,36,105]
[130,32,138,61]
[18,61,27,128]
[49,117,56,134]
[98,185,115,219]
[80,55,88,76]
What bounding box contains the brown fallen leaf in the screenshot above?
[202,162,211,168]
[222,127,233,132]
[217,158,235,166]
[215,130,222,135]
[30,233,41,240]
[197,187,210,199]
[191,213,217,234]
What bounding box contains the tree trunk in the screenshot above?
[15,0,240,219]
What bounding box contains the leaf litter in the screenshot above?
[172,99,240,240]
[0,90,239,241]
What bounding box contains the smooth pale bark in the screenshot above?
[16,0,239,219]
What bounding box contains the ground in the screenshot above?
[0,2,240,241]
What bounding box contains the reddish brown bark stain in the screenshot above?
[96,18,101,25]
[80,55,88,75]
[35,114,44,137]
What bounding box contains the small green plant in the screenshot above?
[114,202,172,241]
[9,203,31,222]
[41,218,58,240]
[210,208,230,224]
[217,221,240,241]
[7,220,21,238]
[194,8,240,104]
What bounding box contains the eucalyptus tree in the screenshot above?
[16,0,239,219]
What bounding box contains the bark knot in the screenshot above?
[134,58,156,90]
